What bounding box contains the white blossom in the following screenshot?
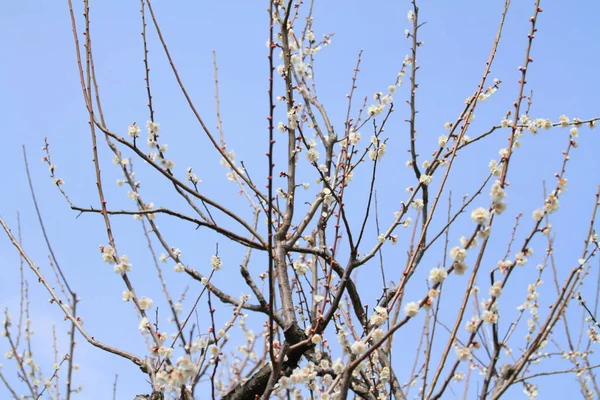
[465,316,479,333]
[369,306,388,327]
[471,207,489,225]
[102,245,116,264]
[138,296,153,311]
[351,340,367,355]
[450,247,467,262]
[412,199,424,210]
[454,262,468,276]
[306,147,319,163]
[128,124,140,138]
[419,174,432,185]
[429,267,448,284]
[211,255,222,270]
[455,345,471,361]
[482,310,498,324]
[114,254,132,275]
[122,289,134,302]
[139,317,149,333]
[489,282,503,297]
[404,302,419,317]
[147,121,160,134]
[173,263,185,272]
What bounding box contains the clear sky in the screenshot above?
[1,1,600,399]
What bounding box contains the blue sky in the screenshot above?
[1,1,600,399]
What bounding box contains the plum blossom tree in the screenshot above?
[2,0,600,399]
